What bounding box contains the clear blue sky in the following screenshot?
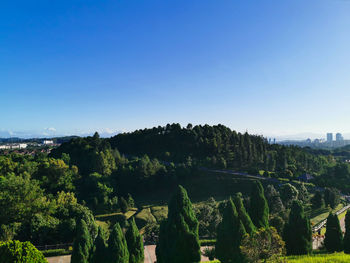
[1,0,350,138]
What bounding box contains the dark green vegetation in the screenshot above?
[2,123,350,261]
[324,213,343,253]
[0,240,47,263]
[156,185,201,263]
[344,211,350,254]
[283,200,312,255]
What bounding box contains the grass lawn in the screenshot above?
[310,204,344,226]
[285,252,350,262]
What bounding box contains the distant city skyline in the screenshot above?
[1,1,350,136]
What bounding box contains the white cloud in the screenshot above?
[45,127,57,132]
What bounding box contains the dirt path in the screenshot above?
[46,255,71,263]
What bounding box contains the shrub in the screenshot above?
[0,240,47,263]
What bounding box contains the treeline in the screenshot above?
[108,123,331,177]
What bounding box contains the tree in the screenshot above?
[156,185,201,263]
[240,227,285,263]
[0,240,47,263]
[249,181,269,229]
[265,185,284,215]
[324,213,343,252]
[107,223,129,263]
[125,218,144,263]
[344,211,350,254]
[216,198,246,263]
[233,193,256,234]
[120,197,129,213]
[297,183,309,203]
[311,191,324,209]
[71,219,93,263]
[90,227,107,263]
[324,188,340,209]
[280,183,298,208]
[283,200,312,255]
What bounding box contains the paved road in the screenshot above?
[47,255,71,263]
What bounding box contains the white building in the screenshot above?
[43,140,54,145]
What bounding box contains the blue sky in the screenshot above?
[1,0,350,138]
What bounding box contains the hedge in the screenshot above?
[0,240,47,263]
[42,249,71,257]
[199,239,216,246]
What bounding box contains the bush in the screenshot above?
[0,240,47,263]
[200,239,216,246]
[42,249,71,257]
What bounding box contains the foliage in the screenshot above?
[249,181,269,229]
[194,197,221,237]
[280,183,298,208]
[0,240,47,263]
[156,185,201,263]
[311,191,324,209]
[90,227,107,263]
[233,193,256,234]
[344,211,350,254]
[283,200,312,255]
[216,198,246,263]
[324,187,340,209]
[324,212,343,252]
[240,227,285,263]
[125,218,144,263]
[107,223,129,263]
[265,185,284,215]
[71,219,93,263]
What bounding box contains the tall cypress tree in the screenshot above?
[233,192,256,234]
[216,198,246,263]
[156,185,201,263]
[344,211,350,254]
[71,219,93,263]
[125,218,144,263]
[283,200,312,255]
[249,181,269,228]
[324,213,343,252]
[107,223,129,263]
[90,227,107,263]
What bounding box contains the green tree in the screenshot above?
[240,227,285,263]
[324,188,340,209]
[216,198,246,263]
[71,219,93,263]
[249,181,269,228]
[324,213,343,252]
[283,200,312,255]
[119,197,129,213]
[265,184,284,215]
[90,227,107,263]
[107,223,129,263]
[156,185,201,263]
[0,240,47,263]
[344,211,350,254]
[233,193,256,234]
[125,218,144,263]
[310,191,324,209]
[280,183,298,208]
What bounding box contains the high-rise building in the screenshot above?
[327,133,333,143]
[336,133,344,141]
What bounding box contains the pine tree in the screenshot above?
[156,185,201,263]
[125,218,144,263]
[344,211,350,254]
[90,227,107,263]
[249,181,269,228]
[233,192,256,234]
[71,219,93,263]
[216,198,246,263]
[107,223,129,263]
[283,200,312,255]
[324,213,343,252]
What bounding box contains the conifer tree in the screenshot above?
[283,200,312,255]
[216,198,246,263]
[71,219,93,263]
[125,218,144,263]
[324,213,343,252]
[90,227,107,263]
[249,181,269,228]
[344,211,350,254]
[107,223,129,263]
[156,185,201,263]
[233,192,256,234]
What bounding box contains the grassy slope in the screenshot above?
[286,252,350,262]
